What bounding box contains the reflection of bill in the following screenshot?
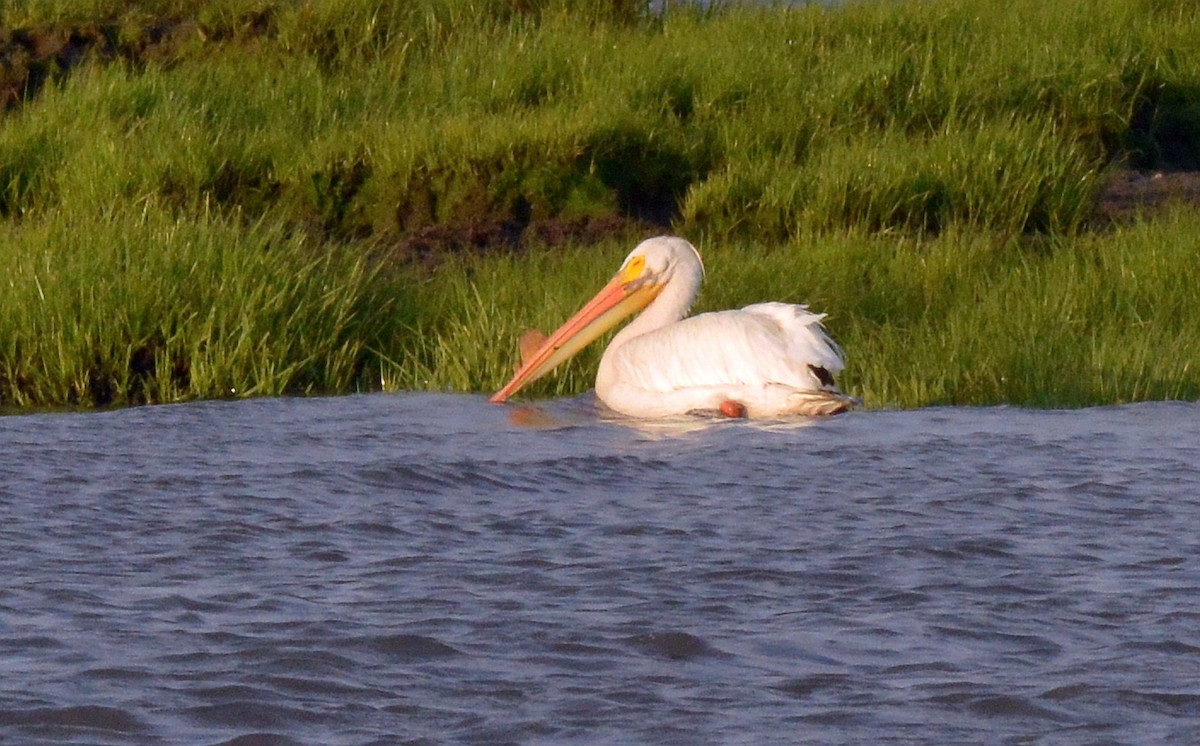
[504,329,558,427]
[505,403,561,429]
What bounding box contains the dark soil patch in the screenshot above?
[384,214,664,270]
[1096,168,1200,224]
[0,21,203,109]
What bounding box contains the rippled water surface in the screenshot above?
[2,394,1199,744]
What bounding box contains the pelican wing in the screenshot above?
[608,302,844,396]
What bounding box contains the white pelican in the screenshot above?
[490,236,853,418]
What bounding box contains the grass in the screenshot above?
[3,195,1199,411]
[829,211,1200,407]
[387,208,1200,408]
[0,206,392,407]
[0,0,1198,409]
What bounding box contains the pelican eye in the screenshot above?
[620,255,648,284]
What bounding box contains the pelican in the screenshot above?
[490,236,853,418]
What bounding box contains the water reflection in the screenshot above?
[499,392,826,438]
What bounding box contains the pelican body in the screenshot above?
[491,236,852,418]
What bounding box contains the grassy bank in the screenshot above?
[391,208,1200,408]
[1,0,1198,409]
[6,204,1198,409]
[0,207,389,407]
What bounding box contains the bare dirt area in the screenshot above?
[1096,168,1200,223]
[0,21,205,109]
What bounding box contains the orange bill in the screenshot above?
[490,267,661,403]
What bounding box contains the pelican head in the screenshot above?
[490,236,703,403]
[624,235,704,288]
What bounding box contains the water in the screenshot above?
[1,394,1198,745]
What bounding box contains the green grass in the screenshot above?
[3,199,1199,410]
[5,0,1198,237]
[1,0,1199,409]
[386,208,1200,408]
[0,206,392,407]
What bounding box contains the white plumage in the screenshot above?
[599,302,847,417]
[492,236,853,418]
